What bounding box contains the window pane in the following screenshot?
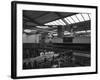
[64,18,71,24]
[56,20,63,25]
[58,19,66,25]
[50,22,55,25]
[55,20,61,25]
[44,23,48,25]
[81,13,90,20]
[76,14,84,21]
[52,22,56,25]
[67,17,75,23]
[53,21,59,25]
[71,15,79,23]
[48,22,52,25]
[88,14,91,20]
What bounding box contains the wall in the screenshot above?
[23,33,40,43]
[73,36,90,43]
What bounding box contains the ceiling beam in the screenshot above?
[23,15,44,26]
[34,12,50,19]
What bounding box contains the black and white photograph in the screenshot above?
[11,1,97,79]
[23,10,91,69]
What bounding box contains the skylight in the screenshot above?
[52,22,56,25]
[52,21,58,25]
[81,13,90,20]
[67,17,75,24]
[55,20,61,25]
[76,14,84,22]
[58,20,63,25]
[64,18,71,24]
[71,15,79,23]
[48,22,53,25]
[44,13,91,26]
[45,23,49,25]
[58,19,66,25]
[88,14,91,19]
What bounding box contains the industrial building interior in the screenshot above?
[23,10,91,69]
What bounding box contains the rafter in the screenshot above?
[34,12,50,19]
[23,15,44,26]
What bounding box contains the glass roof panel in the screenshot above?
[53,21,59,25]
[56,20,63,25]
[52,21,57,25]
[55,20,61,25]
[59,19,66,25]
[88,14,91,20]
[71,15,79,23]
[50,22,55,25]
[44,13,91,26]
[44,23,48,25]
[81,13,90,20]
[48,22,52,25]
[76,14,84,21]
[67,17,75,23]
[52,22,56,25]
[64,18,71,24]
[57,20,62,25]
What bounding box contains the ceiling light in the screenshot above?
[24,29,32,33]
[36,26,49,29]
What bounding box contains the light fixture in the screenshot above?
[36,26,49,29]
[24,29,32,33]
[67,17,75,23]
[59,19,66,25]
